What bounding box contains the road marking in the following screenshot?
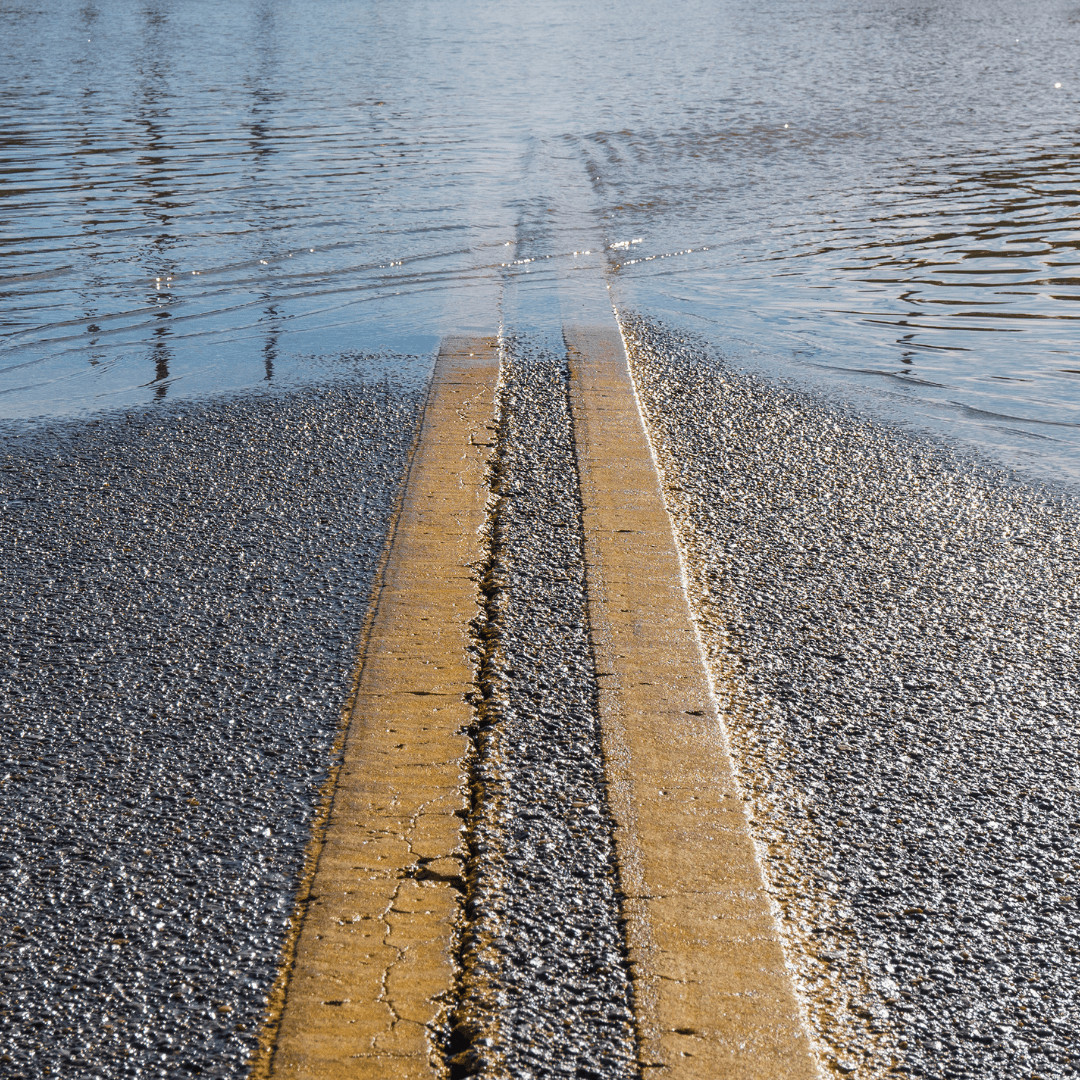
[254,337,499,1080]
[566,325,819,1079]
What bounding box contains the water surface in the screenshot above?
[4,0,1080,478]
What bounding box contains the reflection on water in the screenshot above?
[617,138,1080,472]
[3,0,1080,479]
[782,144,1080,383]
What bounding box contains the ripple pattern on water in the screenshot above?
[4,0,1080,474]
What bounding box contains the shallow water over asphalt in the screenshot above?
[6,0,1080,481]
[624,314,1080,1080]
[0,367,425,1077]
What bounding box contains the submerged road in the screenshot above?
[2,314,1078,1080]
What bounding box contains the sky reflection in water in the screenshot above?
[3,0,1080,479]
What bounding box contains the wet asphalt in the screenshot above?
[622,313,1080,1080]
[0,375,425,1078]
[4,322,1079,1080]
[448,337,637,1080]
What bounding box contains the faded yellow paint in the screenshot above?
[257,337,500,1080]
[565,325,819,1080]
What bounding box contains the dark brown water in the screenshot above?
[4,0,1080,479]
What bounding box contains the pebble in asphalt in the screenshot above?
[448,337,638,1080]
[622,313,1080,1080]
[0,374,424,1078]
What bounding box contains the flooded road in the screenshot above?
[4,3,1080,1079]
[4,0,1080,480]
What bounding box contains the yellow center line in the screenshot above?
[255,336,499,1080]
[566,324,819,1079]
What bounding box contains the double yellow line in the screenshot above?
[253,328,817,1079]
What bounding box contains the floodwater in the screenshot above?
[4,0,1080,481]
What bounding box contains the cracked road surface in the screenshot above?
[264,328,813,1080]
[261,338,497,1079]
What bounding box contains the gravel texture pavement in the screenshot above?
[622,313,1080,1080]
[447,337,637,1080]
[0,373,425,1079]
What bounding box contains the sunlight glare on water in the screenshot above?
[3,0,1080,479]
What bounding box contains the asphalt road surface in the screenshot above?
[624,313,1080,1080]
[3,323,1078,1079]
[0,374,426,1078]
